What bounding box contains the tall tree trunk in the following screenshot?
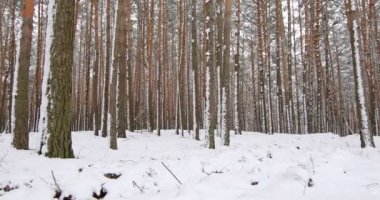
[13,0,34,150]
[157,0,162,136]
[126,0,134,132]
[147,0,154,133]
[7,0,16,134]
[92,0,100,136]
[110,0,120,149]
[234,0,242,135]
[344,0,375,148]
[46,0,76,158]
[275,0,285,133]
[32,0,44,132]
[216,0,223,137]
[84,1,92,131]
[101,0,111,138]
[116,0,127,138]
[191,0,200,140]
[222,0,232,145]
[204,0,215,149]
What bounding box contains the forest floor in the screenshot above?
[0,130,379,200]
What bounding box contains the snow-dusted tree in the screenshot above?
[110,0,122,149]
[38,0,54,155]
[191,0,200,140]
[233,0,242,136]
[46,0,76,158]
[204,0,215,149]
[12,0,34,150]
[216,0,224,138]
[0,1,5,132]
[344,0,375,148]
[6,0,17,134]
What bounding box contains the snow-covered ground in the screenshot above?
[0,131,379,200]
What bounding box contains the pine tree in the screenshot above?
[13,0,34,150]
[344,0,375,148]
[191,0,200,140]
[92,0,100,136]
[101,0,111,138]
[116,0,127,139]
[222,0,232,145]
[233,0,242,136]
[204,0,215,149]
[147,0,154,133]
[46,0,76,158]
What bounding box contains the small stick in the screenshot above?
[51,171,61,192]
[132,181,144,193]
[161,162,182,185]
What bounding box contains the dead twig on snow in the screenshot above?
[132,181,144,193]
[161,162,182,185]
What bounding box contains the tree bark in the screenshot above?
[46,0,76,158]
[13,0,34,150]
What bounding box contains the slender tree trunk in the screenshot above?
[147,0,154,133]
[13,0,34,150]
[92,0,100,136]
[110,0,120,149]
[191,0,200,140]
[344,0,375,148]
[222,0,232,145]
[275,0,285,133]
[7,0,16,134]
[101,0,111,138]
[157,0,163,136]
[204,0,215,149]
[234,0,242,135]
[126,0,134,133]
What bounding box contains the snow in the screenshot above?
[0,131,379,200]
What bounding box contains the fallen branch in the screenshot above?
[132,181,144,193]
[201,167,224,175]
[51,171,61,192]
[294,174,307,196]
[161,162,182,185]
[51,171,62,199]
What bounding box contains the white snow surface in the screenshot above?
[0,131,379,200]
